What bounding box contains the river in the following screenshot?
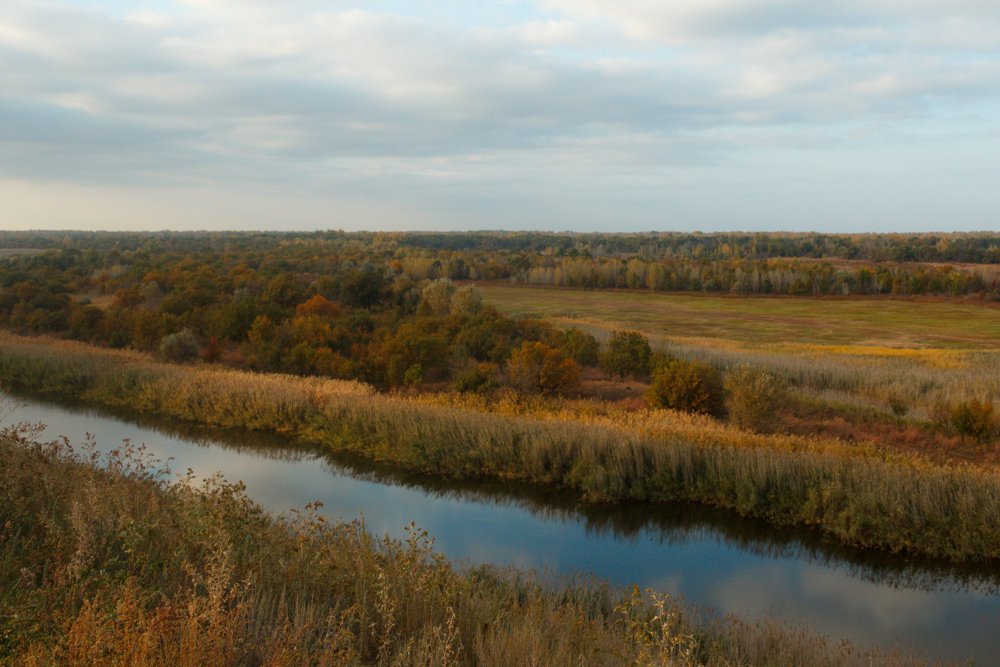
[8,393,999,665]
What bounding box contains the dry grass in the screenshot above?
[0,418,925,666]
[477,284,1000,419]
[3,334,1000,563]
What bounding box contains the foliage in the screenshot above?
[550,328,600,366]
[453,362,499,394]
[158,328,200,363]
[339,268,389,308]
[601,330,652,380]
[936,399,998,442]
[505,341,580,396]
[647,357,725,418]
[724,365,785,432]
[450,285,483,319]
[420,278,457,317]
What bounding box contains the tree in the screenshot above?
[419,278,457,317]
[295,294,341,319]
[506,341,580,396]
[450,285,483,319]
[377,322,451,388]
[340,269,388,309]
[159,328,201,363]
[551,328,600,366]
[724,365,784,431]
[601,330,652,379]
[647,357,725,417]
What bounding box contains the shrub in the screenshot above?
[932,398,997,442]
[601,330,652,379]
[647,357,725,417]
[506,341,580,396]
[453,362,500,394]
[724,365,785,432]
[552,328,600,366]
[158,328,201,363]
[888,396,909,417]
[949,399,997,442]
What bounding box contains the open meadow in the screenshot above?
[476,284,1000,349]
[478,284,1000,430]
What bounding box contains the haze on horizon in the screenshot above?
[2,0,999,234]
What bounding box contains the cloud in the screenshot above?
[1,0,999,230]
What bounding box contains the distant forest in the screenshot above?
[4,229,1000,262]
[3,230,999,298]
[1,229,999,393]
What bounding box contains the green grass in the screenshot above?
[478,284,1000,349]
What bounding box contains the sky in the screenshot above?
[2,0,999,233]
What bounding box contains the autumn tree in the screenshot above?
[506,341,580,396]
[647,357,725,417]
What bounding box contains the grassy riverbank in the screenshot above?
[0,418,925,665]
[2,334,1000,563]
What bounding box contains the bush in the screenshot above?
[950,399,997,442]
[506,342,580,396]
[932,398,997,442]
[647,357,725,417]
[724,365,785,432]
[552,328,600,366]
[453,362,500,394]
[158,328,201,363]
[601,330,652,379]
[888,396,909,417]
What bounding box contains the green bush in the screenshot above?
[552,328,600,366]
[601,330,652,379]
[724,365,785,432]
[647,357,725,417]
[453,362,500,394]
[888,396,909,417]
[158,328,201,363]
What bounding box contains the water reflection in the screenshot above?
[15,391,1000,596]
[8,392,1000,664]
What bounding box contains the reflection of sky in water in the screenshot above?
[11,396,1000,665]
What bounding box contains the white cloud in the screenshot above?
[1,0,999,230]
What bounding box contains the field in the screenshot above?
[477,284,1000,349]
[479,285,1000,424]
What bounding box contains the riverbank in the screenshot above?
[1,333,1000,564]
[0,414,927,665]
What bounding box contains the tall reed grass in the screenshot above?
[0,420,926,665]
[2,333,1000,563]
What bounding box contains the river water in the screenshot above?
[8,394,999,665]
